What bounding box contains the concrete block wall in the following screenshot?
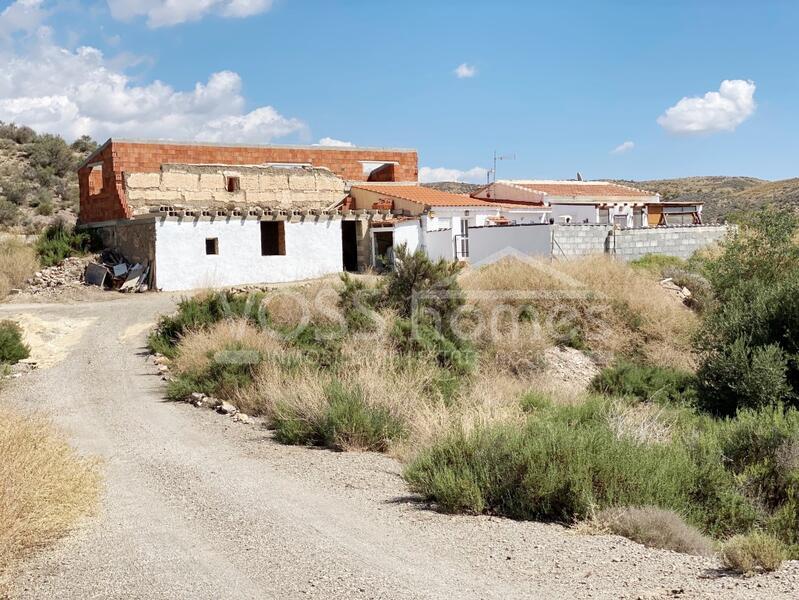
[124,164,347,212]
[613,225,730,260]
[552,225,612,257]
[553,224,730,260]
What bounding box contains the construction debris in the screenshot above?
[660,277,693,303]
[84,250,152,293]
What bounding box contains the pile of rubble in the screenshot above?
[21,255,98,296]
[660,277,693,303]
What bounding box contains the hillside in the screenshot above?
[0,123,97,233]
[613,176,799,222]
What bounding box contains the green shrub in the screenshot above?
[273,382,405,451]
[35,220,91,267]
[166,342,263,401]
[596,506,715,556]
[384,244,465,326]
[405,399,705,522]
[337,273,381,332]
[0,199,19,226]
[696,339,790,416]
[591,360,697,405]
[27,134,75,179]
[695,209,799,414]
[721,532,785,574]
[285,322,343,369]
[391,317,475,375]
[630,254,687,275]
[148,291,266,356]
[0,320,29,364]
[520,391,553,412]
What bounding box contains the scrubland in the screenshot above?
[151,208,799,575]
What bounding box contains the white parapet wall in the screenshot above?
[154,217,343,291]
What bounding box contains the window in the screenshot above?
[205,238,219,255]
[260,221,285,256]
[226,176,241,192]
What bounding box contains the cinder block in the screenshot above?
[259,172,289,191]
[289,172,316,191]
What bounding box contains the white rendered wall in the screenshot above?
[393,221,422,253]
[154,218,343,291]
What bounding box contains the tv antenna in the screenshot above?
[488,150,516,184]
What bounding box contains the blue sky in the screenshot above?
[0,0,797,182]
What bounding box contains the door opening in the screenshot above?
[341,220,358,272]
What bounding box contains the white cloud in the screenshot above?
[611,140,634,154]
[657,79,756,135]
[106,0,273,28]
[419,166,488,184]
[0,21,306,143]
[315,137,353,147]
[454,63,477,79]
[0,0,47,40]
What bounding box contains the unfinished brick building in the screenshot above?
[77,139,418,291]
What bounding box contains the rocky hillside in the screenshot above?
[0,123,97,233]
[613,176,799,222]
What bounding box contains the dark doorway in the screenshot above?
[341,220,358,272]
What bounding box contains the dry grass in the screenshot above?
[171,319,283,375]
[0,411,99,582]
[461,256,697,370]
[721,532,785,574]
[0,240,38,299]
[606,399,676,445]
[595,506,715,556]
[262,277,345,329]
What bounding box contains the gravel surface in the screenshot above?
[1,295,797,599]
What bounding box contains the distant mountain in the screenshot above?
[421,182,482,195]
[612,176,799,222]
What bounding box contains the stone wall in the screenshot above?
[124,164,347,213]
[552,224,730,260]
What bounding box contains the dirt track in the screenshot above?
[1,295,797,599]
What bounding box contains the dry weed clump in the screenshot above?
[0,240,38,298]
[721,532,786,574]
[0,411,99,579]
[262,278,345,329]
[595,506,715,556]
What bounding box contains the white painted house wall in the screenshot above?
[154,218,343,291]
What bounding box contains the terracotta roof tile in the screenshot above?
[351,185,500,207]
[507,181,654,198]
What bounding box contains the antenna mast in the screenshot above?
[491,150,516,184]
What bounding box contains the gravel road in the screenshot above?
[1,295,797,599]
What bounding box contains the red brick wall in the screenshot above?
[78,140,418,223]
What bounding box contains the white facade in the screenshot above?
[154,217,343,291]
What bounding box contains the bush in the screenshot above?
[696,339,791,416]
[166,341,263,401]
[721,532,785,574]
[384,244,464,326]
[404,399,706,522]
[695,209,799,414]
[35,219,91,267]
[0,198,19,226]
[148,291,267,356]
[591,360,697,405]
[337,273,381,331]
[0,320,29,364]
[596,506,715,556]
[0,121,36,144]
[273,382,405,451]
[70,135,97,155]
[27,134,75,179]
